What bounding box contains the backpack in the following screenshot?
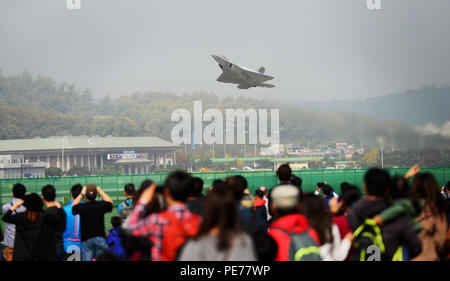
[353,218,407,261]
[271,227,322,261]
[160,211,201,261]
[119,200,133,223]
[352,218,388,261]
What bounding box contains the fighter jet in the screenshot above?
[212,54,275,89]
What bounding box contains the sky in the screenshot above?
[1,0,449,102]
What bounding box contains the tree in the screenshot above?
[45,167,62,177]
[67,166,90,176]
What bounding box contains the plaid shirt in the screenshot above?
[127,200,193,261]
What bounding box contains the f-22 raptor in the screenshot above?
[212,54,275,89]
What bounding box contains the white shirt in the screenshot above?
[319,224,352,261]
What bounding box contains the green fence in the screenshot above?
[1,167,449,209]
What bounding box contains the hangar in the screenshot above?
[0,136,179,175]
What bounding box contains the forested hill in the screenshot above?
[294,85,450,126]
[1,71,449,150]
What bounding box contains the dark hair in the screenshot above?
[133,180,161,216]
[41,184,56,202]
[302,194,333,245]
[124,183,136,196]
[412,173,446,218]
[341,185,361,208]
[111,216,122,228]
[71,184,83,199]
[277,164,292,181]
[234,175,248,189]
[164,171,193,202]
[190,177,204,197]
[291,175,302,189]
[252,232,278,261]
[254,189,265,199]
[390,175,422,214]
[340,182,351,192]
[364,168,391,197]
[390,175,411,199]
[12,183,26,199]
[321,184,333,197]
[23,193,44,223]
[197,182,239,251]
[225,176,246,201]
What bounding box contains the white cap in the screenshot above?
[270,184,299,209]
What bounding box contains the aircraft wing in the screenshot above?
[216,72,238,83]
[235,65,274,82]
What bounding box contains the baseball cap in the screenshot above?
[86,184,98,199]
[270,184,299,209]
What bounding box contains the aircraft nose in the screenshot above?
[211,54,221,63]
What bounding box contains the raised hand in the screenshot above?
[405,164,420,179]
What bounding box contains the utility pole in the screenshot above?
[62,139,64,172]
[377,137,385,168]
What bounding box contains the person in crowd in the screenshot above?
[186,177,205,215]
[118,183,135,222]
[347,168,422,261]
[2,183,27,261]
[1,193,44,261]
[270,164,304,220]
[178,183,257,261]
[72,184,113,261]
[328,197,352,244]
[340,183,362,212]
[225,175,266,235]
[373,175,423,232]
[259,186,272,221]
[254,189,268,229]
[410,173,449,261]
[62,184,83,260]
[122,180,160,261]
[252,230,278,261]
[106,216,126,260]
[442,182,450,200]
[315,183,339,210]
[38,184,66,260]
[127,171,201,261]
[268,184,321,261]
[302,194,352,261]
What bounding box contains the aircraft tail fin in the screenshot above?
[258,67,266,74]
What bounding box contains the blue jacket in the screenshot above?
[106,227,126,259]
[62,200,82,252]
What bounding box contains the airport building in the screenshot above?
[0,154,46,178]
[0,136,179,177]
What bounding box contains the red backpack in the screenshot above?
[160,211,201,261]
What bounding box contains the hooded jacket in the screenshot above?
[347,198,422,260]
[106,226,126,260]
[254,198,268,229]
[268,214,320,261]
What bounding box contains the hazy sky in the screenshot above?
[1,0,449,102]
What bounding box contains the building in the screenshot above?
[0,155,46,178]
[0,136,179,175]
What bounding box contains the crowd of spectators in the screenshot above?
[1,163,449,261]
